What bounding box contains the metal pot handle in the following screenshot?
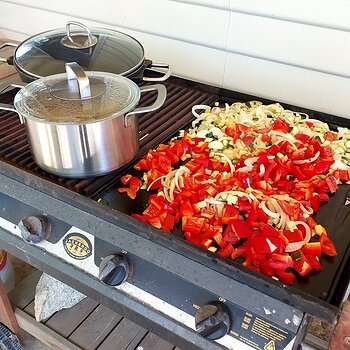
[0,82,26,95]
[61,21,98,49]
[124,84,167,127]
[0,103,24,124]
[0,42,18,63]
[143,63,171,82]
[0,82,26,124]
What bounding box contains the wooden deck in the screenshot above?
[9,271,183,350]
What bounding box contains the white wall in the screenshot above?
[1,0,350,119]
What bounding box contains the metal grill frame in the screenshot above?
[0,76,349,349]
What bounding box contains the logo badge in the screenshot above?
[63,233,92,260]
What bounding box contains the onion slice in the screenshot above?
[192,105,210,118]
[215,191,252,202]
[285,221,312,252]
[259,200,279,219]
[214,152,235,175]
[292,151,320,165]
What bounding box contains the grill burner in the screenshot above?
[0,81,217,198]
[0,75,350,350]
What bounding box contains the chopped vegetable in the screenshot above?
[117,101,348,285]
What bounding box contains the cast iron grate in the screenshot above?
[0,81,217,198]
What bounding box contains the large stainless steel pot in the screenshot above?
[0,21,171,83]
[0,62,167,178]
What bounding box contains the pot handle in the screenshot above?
[124,84,167,127]
[0,103,24,124]
[0,82,26,124]
[143,63,171,82]
[0,82,26,95]
[0,42,18,63]
[61,21,98,49]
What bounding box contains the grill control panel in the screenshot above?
[0,191,305,349]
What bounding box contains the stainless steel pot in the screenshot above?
[0,63,167,178]
[0,21,171,83]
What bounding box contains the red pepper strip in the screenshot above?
[217,244,234,258]
[292,251,313,277]
[320,234,337,256]
[272,119,290,133]
[301,242,322,257]
[223,225,239,244]
[310,194,321,212]
[325,176,338,193]
[305,254,322,271]
[184,216,205,235]
[230,220,254,239]
[129,177,143,192]
[121,174,133,185]
[263,253,293,270]
[213,231,227,249]
[221,204,240,224]
[117,187,137,199]
[276,269,295,285]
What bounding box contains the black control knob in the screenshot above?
[195,302,231,340]
[99,254,131,286]
[18,215,51,244]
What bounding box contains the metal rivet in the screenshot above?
[344,336,350,345]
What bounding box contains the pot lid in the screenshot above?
[14,21,145,78]
[14,63,141,124]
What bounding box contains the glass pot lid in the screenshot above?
[14,21,145,79]
[14,62,141,124]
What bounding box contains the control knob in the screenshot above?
[195,302,231,340]
[99,254,131,286]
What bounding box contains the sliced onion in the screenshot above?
[259,164,265,177]
[270,131,296,141]
[214,152,235,175]
[259,201,279,219]
[266,238,278,253]
[299,118,325,125]
[192,105,211,119]
[147,175,167,191]
[244,156,259,166]
[274,139,299,151]
[284,241,305,252]
[292,151,320,165]
[168,179,176,202]
[299,202,313,215]
[205,198,226,206]
[334,159,350,170]
[215,191,252,202]
[285,221,312,252]
[237,165,253,173]
[174,166,190,191]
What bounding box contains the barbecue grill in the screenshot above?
[0,75,349,350]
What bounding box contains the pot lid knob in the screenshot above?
[61,21,98,49]
[50,62,106,100]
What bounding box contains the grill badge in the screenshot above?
[63,233,92,260]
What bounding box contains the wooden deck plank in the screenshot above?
[15,307,83,350]
[8,270,41,309]
[97,318,147,350]
[68,304,123,350]
[23,300,35,317]
[45,297,99,338]
[136,332,175,350]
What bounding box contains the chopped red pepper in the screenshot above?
[320,234,337,256]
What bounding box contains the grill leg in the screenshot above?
[0,277,19,335]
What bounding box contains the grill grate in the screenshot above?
[0,81,217,198]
